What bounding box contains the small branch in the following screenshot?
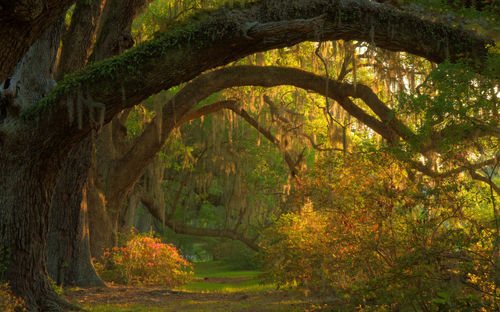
[300,133,341,152]
[263,95,291,124]
[175,100,237,127]
[468,169,500,197]
[409,157,499,179]
[139,193,260,251]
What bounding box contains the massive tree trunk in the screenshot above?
[48,0,146,278]
[0,17,80,311]
[48,137,105,287]
[47,0,106,287]
[0,146,73,311]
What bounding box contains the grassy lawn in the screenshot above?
[190,261,262,278]
[177,277,276,293]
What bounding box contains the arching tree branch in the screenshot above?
[111,65,497,205]
[24,0,492,149]
[409,156,500,196]
[112,66,397,199]
[469,170,500,197]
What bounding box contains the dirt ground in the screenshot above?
[63,279,330,311]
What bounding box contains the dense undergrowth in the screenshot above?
[260,153,500,311]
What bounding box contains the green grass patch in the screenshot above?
[192,261,261,278]
[177,278,275,293]
[176,261,275,293]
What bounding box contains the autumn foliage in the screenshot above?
[261,153,499,310]
[95,229,193,287]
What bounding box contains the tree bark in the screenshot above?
[0,0,76,81]
[49,0,147,270]
[55,0,105,80]
[48,137,105,287]
[91,0,147,61]
[0,18,79,311]
[87,163,115,258]
[47,0,108,288]
[0,141,75,311]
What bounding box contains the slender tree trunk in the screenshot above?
[85,0,149,257]
[87,174,116,258]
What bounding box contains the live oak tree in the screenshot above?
[0,0,496,310]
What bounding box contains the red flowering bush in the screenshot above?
[0,282,26,311]
[95,230,193,287]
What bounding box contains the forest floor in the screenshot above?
[63,262,331,311]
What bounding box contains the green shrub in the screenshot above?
[95,230,193,287]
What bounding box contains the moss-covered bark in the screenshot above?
[27,0,492,145]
